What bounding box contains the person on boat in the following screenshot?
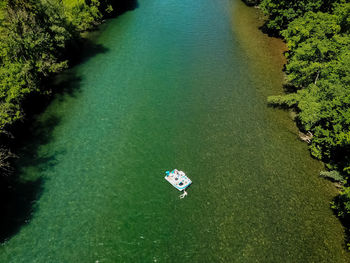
[179,190,187,199]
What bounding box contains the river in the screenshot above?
[0,0,349,262]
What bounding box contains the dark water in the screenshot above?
[0,0,349,262]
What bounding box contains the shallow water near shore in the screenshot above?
[1,0,349,262]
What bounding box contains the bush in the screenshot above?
[320,170,346,183]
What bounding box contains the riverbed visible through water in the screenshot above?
[0,0,349,262]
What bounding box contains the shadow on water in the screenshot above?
[282,83,301,94]
[258,23,281,38]
[0,0,138,244]
[0,38,109,244]
[108,0,139,17]
[68,38,109,68]
[0,176,43,243]
[0,112,60,243]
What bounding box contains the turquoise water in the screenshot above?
[1,0,349,262]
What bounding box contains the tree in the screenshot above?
[260,0,346,34]
[0,0,72,132]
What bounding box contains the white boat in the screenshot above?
[164,169,192,191]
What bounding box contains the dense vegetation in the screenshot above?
[0,0,135,174]
[260,0,347,34]
[247,0,350,249]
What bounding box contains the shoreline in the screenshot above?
[237,0,350,252]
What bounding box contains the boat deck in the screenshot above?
[165,169,192,191]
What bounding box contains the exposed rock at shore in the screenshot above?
[299,131,313,144]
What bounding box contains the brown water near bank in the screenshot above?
[232,0,349,258]
[231,1,287,97]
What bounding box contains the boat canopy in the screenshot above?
[164,169,192,191]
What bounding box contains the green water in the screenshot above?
[1,0,349,262]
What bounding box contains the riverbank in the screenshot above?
[0,0,137,173]
[240,0,350,250]
[0,0,137,244]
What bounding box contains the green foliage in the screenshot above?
[335,1,350,33]
[0,0,131,146]
[62,0,118,32]
[64,0,102,31]
[105,4,113,14]
[281,11,340,50]
[320,170,346,183]
[262,1,350,249]
[282,11,349,88]
[0,102,21,130]
[260,0,322,33]
[259,0,346,34]
[267,93,298,107]
[0,0,73,131]
[0,0,125,132]
[268,4,350,163]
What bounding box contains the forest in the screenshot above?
[245,0,350,249]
